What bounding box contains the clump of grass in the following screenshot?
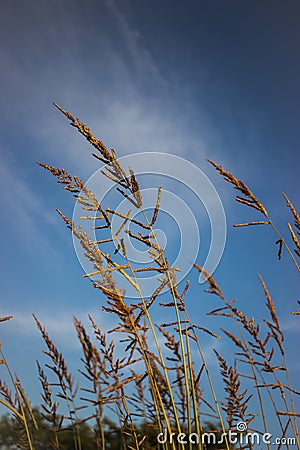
[0,104,298,449]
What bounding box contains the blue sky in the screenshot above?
[0,0,299,433]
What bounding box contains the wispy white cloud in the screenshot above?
[280,314,300,334]
[0,0,230,187]
[2,306,115,351]
[0,152,70,275]
[104,0,167,88]
[0,151,57,233]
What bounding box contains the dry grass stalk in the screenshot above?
[214,351,253,430]
[37,361,61,448]
[208,159,300,272]
[207,159,267,215]
[33,314,82,450]
[283,193,300,233]
[0,342,36,449]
